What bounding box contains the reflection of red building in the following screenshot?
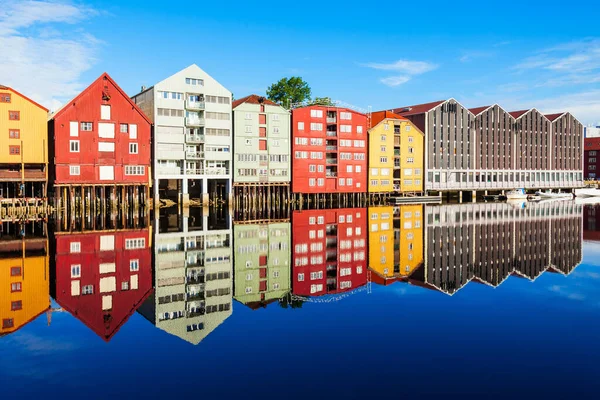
[291,106,368,194]
[292,208,367,296]
[584,205,600,242]
[53,229,152,341]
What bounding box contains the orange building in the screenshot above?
[0,226,50,336]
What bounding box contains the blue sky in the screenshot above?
[1,0,600,124]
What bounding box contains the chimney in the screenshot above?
[141,85,147,92]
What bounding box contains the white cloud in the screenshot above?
[0,1,100,111]
[459,51,493,63]
[380,76,411,87]
[362,59,437,88]
[362,59,438,75]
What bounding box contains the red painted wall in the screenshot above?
[292,208,367,297]
[584,138,600,180]
[53,229,152,341]
[50,73,151,185]
[291,106,367,194]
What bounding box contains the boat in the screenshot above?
[574,188,600,198]
[535,190,574,200]
[506,189,527,200]
[527,195,541,201]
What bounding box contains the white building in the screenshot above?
[585,124,600,138]
[138,211,233,345]
[132,64,232,205]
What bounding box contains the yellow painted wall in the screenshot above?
[368,207,394,280]
[0,88,48,165]
[397,205,424,277]
[368,119,424,193]
[368,121,394,193]
[398,121,425,193]
[0,244,50,335]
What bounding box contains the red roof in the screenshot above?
[370,110,408,128]
[0,84,49,112]
[232,94,279,109]
[391,100,446,116]
[49,72,152,125]
[585,138,600,151]
[545,112,566,122]
[469,105,492,116]
[509,109,530,119]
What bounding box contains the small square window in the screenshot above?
[122,282,130,291]
[80,122,93,131]
[11,301,22,311]
[129,143,138,154]
[9,145,20,155]
[2,319,14,329]
[8,111,20,120]
[120,124,128,133]
[10,266,21,276]
[9,129,20,139]
[11,282,22,292]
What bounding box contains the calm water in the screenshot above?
[2,201,600,399]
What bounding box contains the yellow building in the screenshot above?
[368,111,425,194]
[0,238,50,336]
[368,206,395,283]
[0,85,48,198]
[396,204,424,278]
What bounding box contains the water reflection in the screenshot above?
[0,221,49,336]
[233,222,291,309]
[0,201,594,345]
[139,208,233,345]
[50,223,153,341]
[412,201,583,294]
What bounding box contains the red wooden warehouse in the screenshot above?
[291,106,368,194]
[51,229,152,341]
[291,208,367,297]
[48,73,151,201]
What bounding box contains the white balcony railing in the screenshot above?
[185,117,205,127]
[186,100,205,110]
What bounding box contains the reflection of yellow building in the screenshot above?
[396,205,424,277]
[0,239,50,335]
[368,207,395,282]
[368,112,425,194]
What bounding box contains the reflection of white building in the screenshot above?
[138,213,232,345]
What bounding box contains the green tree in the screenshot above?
[266,76,312,108]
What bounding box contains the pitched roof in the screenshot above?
[391,100,446,116]
[509,109,530,119]
[232,94,279,109]
[469,105,493,116]
[370,110,408,128]
[585,138,600,151]
[0,84,48,112]
[49,72,152,125]
[545,112,566,122]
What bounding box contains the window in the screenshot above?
[408,136,414,143]
[298,273,305,281]
[71,264,81,278]
[310,123,323,131]
[8,111,19,120]
[380,157,387,163]
[406,125,411,131]
[9,129,20,139]
[129,143,138,154]
[298,122,305,130]
[11,282,22,292]
[185,78,204,86]
[120,124,128,133]
[310,109,323,118]
[0,93,11,103]
[9,145,20,155]
[82,285,94,295]
[125,238,145,249]
[80,122,93,131]
[70,140,80,152]
[11,266,21,276]
[69,165,80,175]
[70,242,81,253]
[130,259,139,271]
[11,301,22,311]
[340,112,352,120]
[347,165,353,173]
[2,319,14,329]
[357,126,363,134]
[100,105,111,120]
[122,282,130,291]
[125,166,145,176]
